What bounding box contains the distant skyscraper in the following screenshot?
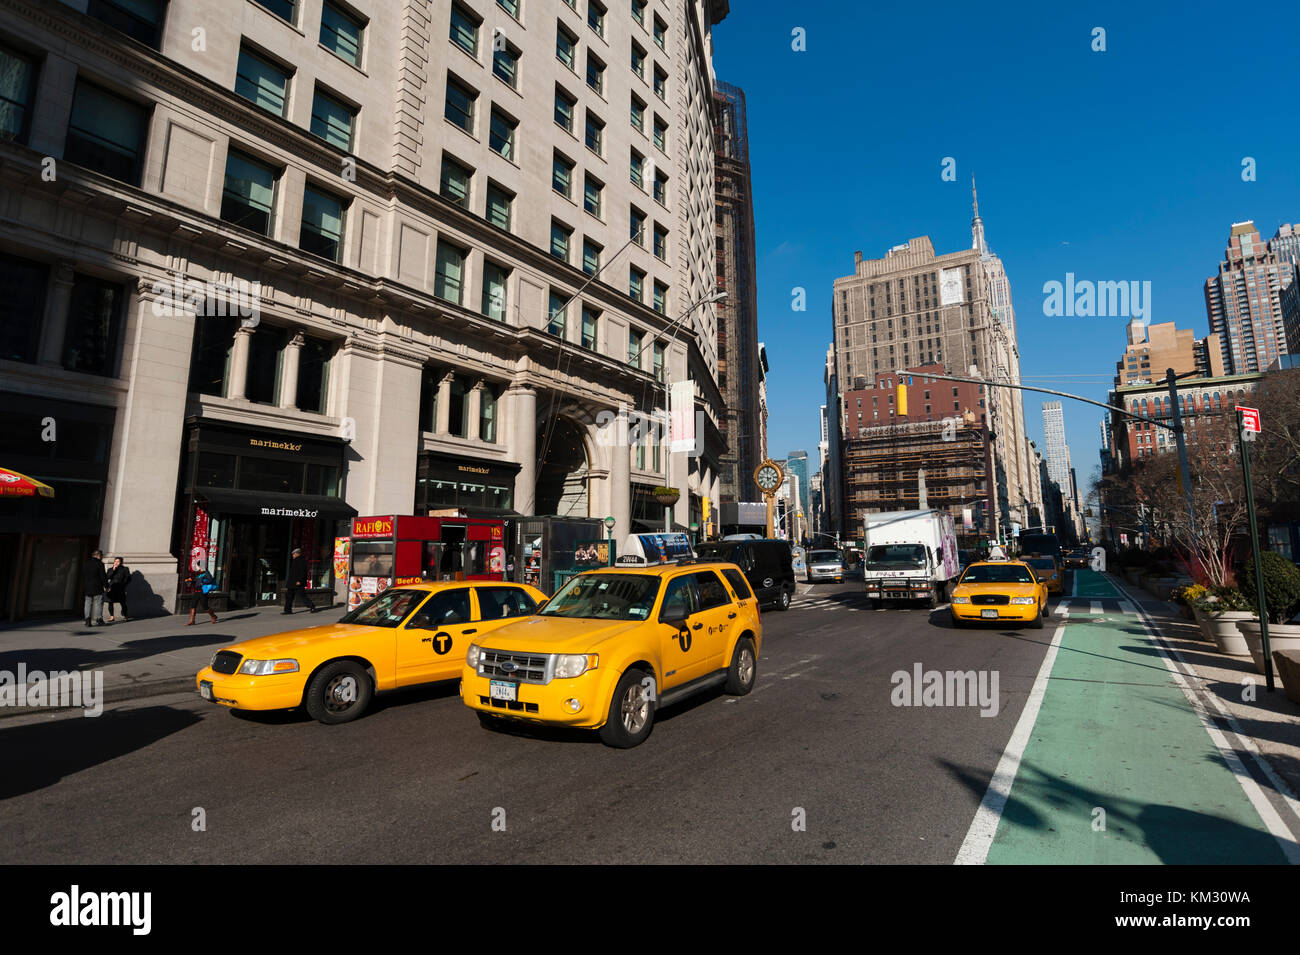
[1042,401,1070,495]
[1204,221,1292,374]
[787,450,810,516]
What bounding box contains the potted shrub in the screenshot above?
[651,486,680,508]
[1234,552,1300,674]
[1195,586,1253,653]
[1172,583,1207,620]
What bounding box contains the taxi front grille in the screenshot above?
[971,594,1010,606]
[480,696,540,713]
[479,650,550,684]
[211,651,243,675]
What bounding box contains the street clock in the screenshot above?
[754,460,783,494]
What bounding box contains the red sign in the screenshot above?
[1239,407,1261,433]
[353,516,395,539]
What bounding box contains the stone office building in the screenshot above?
[0,0,729,618]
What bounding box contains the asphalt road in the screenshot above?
[0,581,1059,864]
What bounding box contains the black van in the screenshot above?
[695,538,795,610]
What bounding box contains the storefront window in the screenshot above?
[238,456,304,494]
[305,463,339,496]
[25,536,82,612]
[196,452,237,488]
[351,542,394,577]
[246,325,287,405]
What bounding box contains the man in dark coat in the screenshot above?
[283,547,316,614]
[81,550,108,626]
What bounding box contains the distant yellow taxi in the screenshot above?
[949,559,1049,629]
[195,581,546,724]
[461,561,763,747]
[1023,555,1064,595]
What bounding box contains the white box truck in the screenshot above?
[862,509,960,608]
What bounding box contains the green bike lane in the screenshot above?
[965,570,1293,864]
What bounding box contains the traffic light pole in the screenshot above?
[1238,408,1274,692]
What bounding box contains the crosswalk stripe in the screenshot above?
[1089,601,1102,615]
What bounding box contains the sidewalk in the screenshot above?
[974,569,1300,864]
[0,603,340,717]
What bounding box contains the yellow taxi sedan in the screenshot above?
[949,559,1049,629]
[195,581,546,724]
[1023,555,1064,595]
[461,561,763,747]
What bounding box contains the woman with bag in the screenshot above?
[106,556,131,622]
[185,567,219,626]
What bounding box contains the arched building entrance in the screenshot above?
[535,416,589,517]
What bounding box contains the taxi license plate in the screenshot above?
[489,680,517,702]
[981,609,998,619]
[199,680,213,701]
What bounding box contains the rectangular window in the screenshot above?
[65,81,148,185]
[296,336,332,414]
[653,115,667,150]
[480,385,498,443]
[62,274,123,377]
[550,221,572,262]
[498,0,520,18]
[235,46,291,117]
[434,240,467,305]
[653,169,667,204]
[653,224,667,260]
[548,291,567,336]
[221,149,277,236]
[583,174,603,218]
[300,185,346,262]
[493,43,519,88]
[585,113,604,154]
[653,341,664,381]
[88,0,165,47]
[245,325,287,406]
[485,182,512,230]
[0,253,47,365]
[652,281,668,315]
[630,150,644,188]
[653,65,667,100]
[632,0,646,27]
[0,45,37,143]
[588,0,606,37]
[481,261,508,321]
[629,267,644,302]
[557,24,577,70]
[445,76,476,133]
[631,43,645,80]
[630,95,645,132]
[582,238,601,276]
[653,15,666,49]
[555,87,576,132]
[310,87,356,150]
[320,2,365,66]
[628,327,642,365]
[489,109,516,160]
[552,152,574,197]
[587,53,605,95]
[450,5,479,56]
[252,0,295,22]
[581,306,598,349]
[630,206,645,244]
[187,313,237,397]
[439,155,472,208]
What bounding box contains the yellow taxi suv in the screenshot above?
[461,561,762,748]
[1023,555,1063,595]
[949,559,1049,629]
[195,581,546,724]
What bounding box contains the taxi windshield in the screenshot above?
[540,573,661,620]
[339,589,426,627]
[1025,558,1056,571]
[960,564,1035,585]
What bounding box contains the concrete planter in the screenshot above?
[1235,621,1300,675]
[1273,650,1300,706]
[1198,610,1254,654]
[1150,578,1178,600]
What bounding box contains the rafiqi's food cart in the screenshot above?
[343,515,505,610]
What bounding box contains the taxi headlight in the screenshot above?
[1011,596,1037,605]
[466,644,482,669]
[951,595,971,604]
[237,658,299,676]
[554,653,598,679]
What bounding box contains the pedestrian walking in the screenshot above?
[81,549,108,626]
[283,547,316,614]
[106,556,131,621]
[185,567,218,626]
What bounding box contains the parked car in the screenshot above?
[694,538,795,610]
[462,562,762,747]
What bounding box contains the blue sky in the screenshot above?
[712,0,1300,489]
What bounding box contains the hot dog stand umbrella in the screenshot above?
[343,515,505,610]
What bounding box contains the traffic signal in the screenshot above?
[896,382,908,416]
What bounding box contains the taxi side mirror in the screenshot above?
[660,605,690,626]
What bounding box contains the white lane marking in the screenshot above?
[955,617,1068,865]
[1057,600,1072,616]
[1089,601,1102,615]
[1109,576,1300,860]
[1119,600,1137,615]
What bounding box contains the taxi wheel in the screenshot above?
[724,637,757,695]
[1030,602,1045,629]
[305,661,372,724]
[599,668,655,749]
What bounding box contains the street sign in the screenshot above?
[1239,406,1261,433]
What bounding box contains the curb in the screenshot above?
[0,675,198,721]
